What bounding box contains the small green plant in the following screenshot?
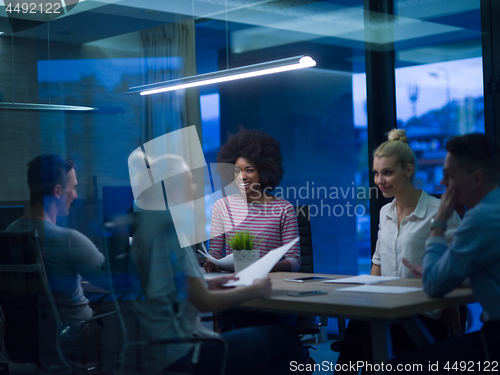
[227,230,255,250]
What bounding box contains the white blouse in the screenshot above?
[372,190,461,278]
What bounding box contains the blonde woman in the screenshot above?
[371,129,461,278]
[335,129,461,374]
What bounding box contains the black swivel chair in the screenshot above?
[293,206,323,341]
[296,206,314,274]
[294,206,347,344]
[0,230,119,374]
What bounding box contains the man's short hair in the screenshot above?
[446,133,500,184]
[27,154,75,205]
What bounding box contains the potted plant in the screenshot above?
[228,231,260,272]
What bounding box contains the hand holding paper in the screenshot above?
[223,237,300,287]
[197,242,234,271]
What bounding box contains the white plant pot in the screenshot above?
[233,249,259,273]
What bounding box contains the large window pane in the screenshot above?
[394,0,484,330]
[395,0,484,195]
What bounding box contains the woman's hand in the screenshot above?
[204,259,219,273]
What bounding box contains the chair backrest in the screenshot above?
[0,231,52,364]
[0,230,126,375]
[295,206,314,273]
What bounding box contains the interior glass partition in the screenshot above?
[394,0,484,195]
[0,0,491,341]
[394,0,484,332]
[0,0,371,277]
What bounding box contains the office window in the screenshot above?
[394,0,484,332]
[395,0,484,195]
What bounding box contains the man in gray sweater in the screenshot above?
[7,154,106,362]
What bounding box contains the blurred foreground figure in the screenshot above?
[130,153,311,375]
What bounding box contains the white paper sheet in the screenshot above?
[197,243,234,271]
[322,275,400,285]
[223,237,300,287]
[336,285,422,294]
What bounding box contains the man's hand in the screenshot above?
[252,276,272,298]
[206,274,239,290]
[402,258,423,278]
[435,189,458,222]
[442,307,461,337]
[204,259,219,273]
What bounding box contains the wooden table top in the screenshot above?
[237,272,475,320]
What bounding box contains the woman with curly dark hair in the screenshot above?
[204,128,301,273]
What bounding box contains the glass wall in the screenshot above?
[0,0,488,333]
[394,0,484,195]
[393,0,484,331]
[0,0,370,277]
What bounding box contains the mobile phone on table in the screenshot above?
[287,290,328,297]
[283,276,335,282]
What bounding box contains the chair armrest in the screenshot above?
[61,311,117,338]
[68,311,117,326]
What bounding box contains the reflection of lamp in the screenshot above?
[127,56,316,96]
[0,103,93,111]
[429,67,450,128]
[2,24,94,112]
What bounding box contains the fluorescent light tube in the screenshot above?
[127,55,316,96]
[0,102,94,111]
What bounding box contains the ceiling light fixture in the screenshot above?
[0,102,94,111]
[127,55,316,96]
[2,16,94,112]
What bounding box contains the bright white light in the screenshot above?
[140,56,316,96]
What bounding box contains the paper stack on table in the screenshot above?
[336,285,422,294]
[323,275,422,294]
[322,275,400,285]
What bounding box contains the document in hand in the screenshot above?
[223,237,300,287]
[197,245,234,270]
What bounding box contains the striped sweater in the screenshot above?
[208,195,301,272]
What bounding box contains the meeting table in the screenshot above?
[235,272,475,373]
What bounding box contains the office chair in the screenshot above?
[294,206,347,344]
[293,206,325,343]
[100,222,228,375]
[0,230,119,374]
